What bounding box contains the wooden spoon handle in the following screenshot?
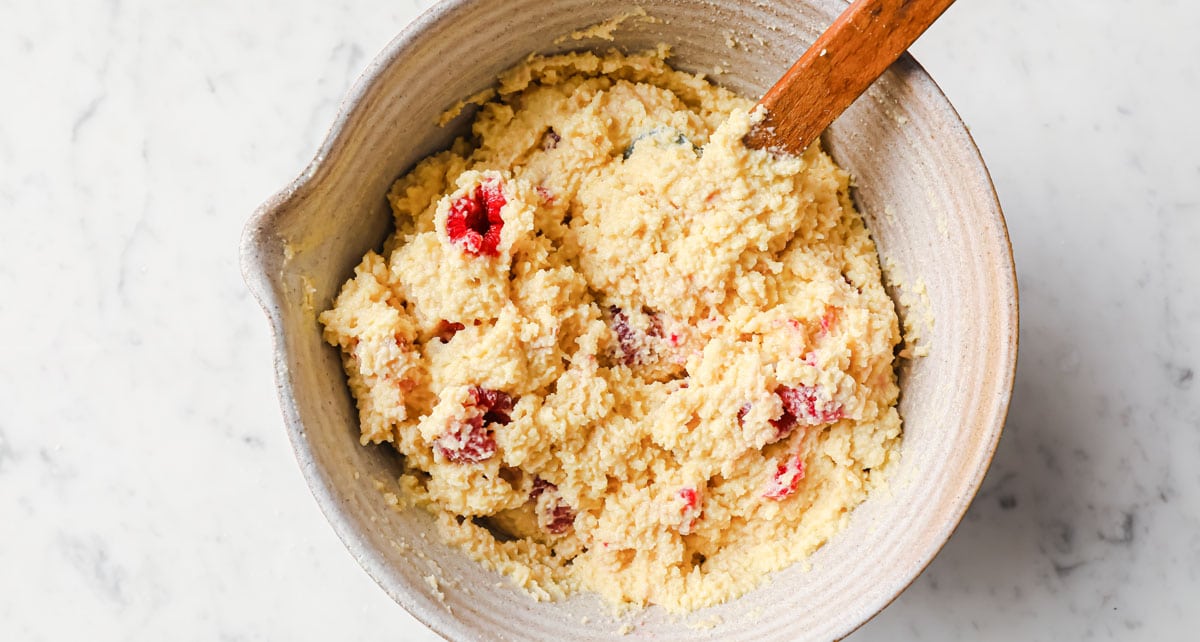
[744,0,955,155]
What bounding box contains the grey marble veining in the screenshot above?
[0,0,1196,640]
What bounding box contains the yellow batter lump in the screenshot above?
[320,47,902,613]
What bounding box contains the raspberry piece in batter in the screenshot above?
[532,478,576,534]
[769,385,844,442]
[677,487,702,535]
[433,386,514,464]
[763,453,806,500]
[446,180,506,256]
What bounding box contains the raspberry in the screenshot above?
[768,414,796,441]
[769,385,843,442]
[819,307,838,334]
[433,386,514,464]
[531,478,575,534]
[736,403,751,426]
[677,487,702,535]
[779,385,843,424]
[530,477,553,497]
[435,320,465,343]
[388,375,416,393]
[540,127,561,150]
[433,415,496,464]
[608,306,663,366]
[763,453,805,500]
[609,306,639,365]
[535,185,555,204]
[468,386,514,426]
[446,180,506,256]
[646,313,664,339]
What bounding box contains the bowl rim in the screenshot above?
[239,3,480,639]
[239,0,1018,639]
[834,58,1019,639]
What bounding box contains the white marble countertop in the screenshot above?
[2,0,1197,639]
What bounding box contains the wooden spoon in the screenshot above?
[744,0,956,155]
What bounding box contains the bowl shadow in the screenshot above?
[851,216,1165,639]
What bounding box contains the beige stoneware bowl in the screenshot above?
[240,0,1018,639]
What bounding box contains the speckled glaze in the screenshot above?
[239,1,1017,639]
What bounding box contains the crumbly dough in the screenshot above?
[320,47,902,613]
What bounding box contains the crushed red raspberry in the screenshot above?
[433,386,514,464]
[646,312,664,338]
[531,478,575,534]
[677,487,702,535]
[446,180,506,256]
[608,306,664,365]
[609,306,639,365]
[541,127,561,150]
[389,375,416,393]
[819,307,838,334]
[768,414,796,442]
[435,320,465,343]
[768,385,844,442]
[433,415,496,464]
[530,477,553,498]
[736,403,751,427]
[779,385,843,424]
[535,185,555,204]
[544,504,575,534]
[468,386,514,425]
[763,453,806,500]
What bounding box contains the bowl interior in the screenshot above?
[241,1,1016,639]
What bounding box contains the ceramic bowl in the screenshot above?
[240,0,1017,639]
